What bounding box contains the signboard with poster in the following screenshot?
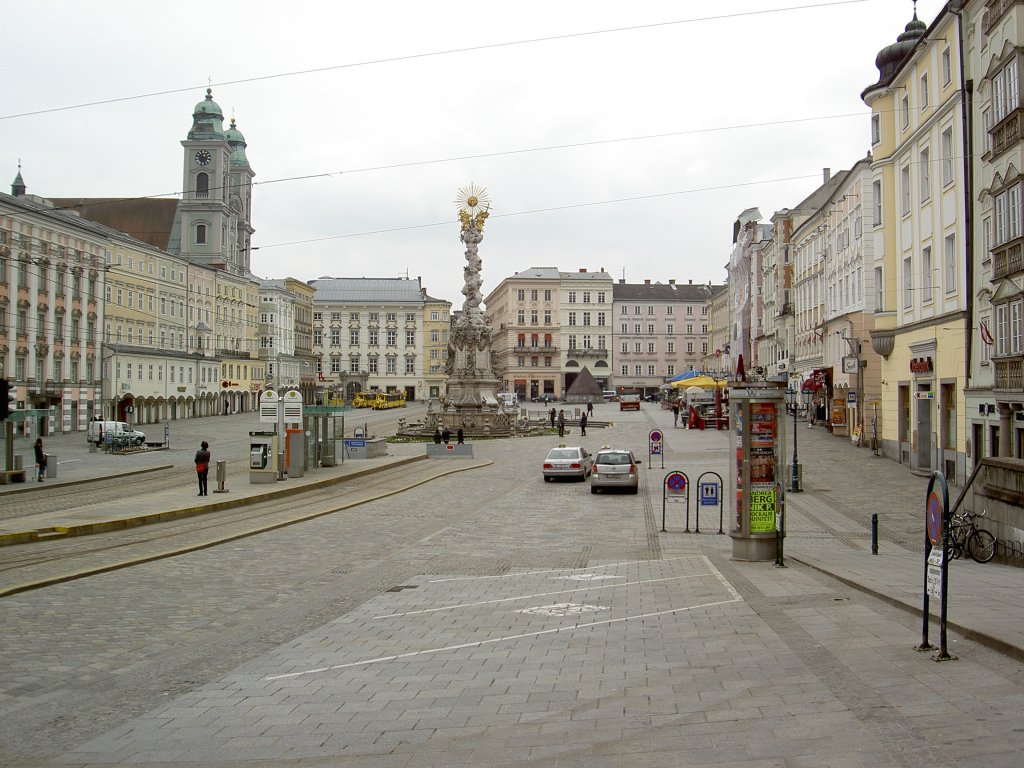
[728,384,787,561]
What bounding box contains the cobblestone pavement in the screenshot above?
[1,401,1022,767]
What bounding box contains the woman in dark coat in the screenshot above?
[34,438,47,482]
[194,440,211,496]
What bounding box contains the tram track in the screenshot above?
[0,457,492,598]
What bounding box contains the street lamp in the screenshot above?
[784,387,811,493]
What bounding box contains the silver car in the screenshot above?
[542,446,593,482]
[591,449,641,494]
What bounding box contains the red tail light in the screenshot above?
[629,464,637,473]
[592,465,599,474]
[543,463,553,469]
[570,463,581,469]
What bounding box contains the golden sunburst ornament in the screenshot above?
[454,183,491,216]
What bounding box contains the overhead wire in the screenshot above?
[0,1,869,122]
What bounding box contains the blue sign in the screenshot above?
[666,472,687,492]
[699,481,719,506]
[345,439,366,447]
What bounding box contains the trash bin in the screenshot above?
[46,454,56,479]
[215,460,226,492]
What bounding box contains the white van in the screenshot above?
[497,392,519,408]
[87,420,147,446]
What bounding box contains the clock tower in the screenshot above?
[173,88,233,271]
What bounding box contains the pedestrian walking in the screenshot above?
[433,427,442,444]
[33,437,47,482]
[194,440,211,497]
[457,427,464,444]
[441,426,451,444]
[580,413,588,436]
[586,401,594,417]
[549,407,556,428]
[557,409,565,438]
[672,403,680,428]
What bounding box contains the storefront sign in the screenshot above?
[910,357,933,374]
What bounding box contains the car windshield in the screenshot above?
[547,449,580,460]
[597,453,631,465]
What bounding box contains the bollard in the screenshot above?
[871,513,878,555]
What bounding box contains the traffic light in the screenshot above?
[0,378,11,421]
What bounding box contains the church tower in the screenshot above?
[225,117,255,275]
[173,88,233,270]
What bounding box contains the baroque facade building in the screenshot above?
[612,279,716,395]
[964,0,1024,464]
[310,277,440,402]
[0,183,106,434]
[863,7,969,480]
[484,267,562,400]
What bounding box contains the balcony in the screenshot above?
[515,345,559,354]
[994,355,1024,390]
[991,108,1022,158]
[571,347,609,358]
[992,239,1024,280]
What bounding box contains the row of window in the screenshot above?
[313,329,418,346]
[898,234,958,309]
[619,304,707,316]
[114,362,223,384]
[2,310,92,340]
[0,258,96,296]
[620,341,706,354]
[313,311,419,324]
[318,356,417,375]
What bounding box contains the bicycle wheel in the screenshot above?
[967,528,996,563]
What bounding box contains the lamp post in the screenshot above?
[785,387,811,493]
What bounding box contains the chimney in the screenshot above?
[688,279,692,284]
[668,279,675,285]
[579,268,587,273]
[823,167,831,183]
[644,279,651,285]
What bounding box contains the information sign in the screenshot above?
[926,548,944,598]
[699,481,719,506]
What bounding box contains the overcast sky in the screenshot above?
[2,0,946,308]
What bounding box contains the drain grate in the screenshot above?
[386,585,418,592]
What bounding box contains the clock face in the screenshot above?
[195,150,212,166]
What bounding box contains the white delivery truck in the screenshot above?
[87,420,147,447]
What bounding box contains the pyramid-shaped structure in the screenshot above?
[564,366,604,403]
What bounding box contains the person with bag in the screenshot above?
[33,437,47,482]
[194,440,211,497]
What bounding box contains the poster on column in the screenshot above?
[749,402,778,533]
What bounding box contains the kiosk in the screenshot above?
[729,383,787,561]
[248,430,277,484]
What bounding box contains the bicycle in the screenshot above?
[945,509,997,563]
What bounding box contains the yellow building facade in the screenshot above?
[863,8,969,480]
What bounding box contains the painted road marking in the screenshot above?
[372,572,712,619]
[267,596,742,681]
[557,574,623,581]
[271,557,742,682]
[515,602,608,617]
[427,555,705,583]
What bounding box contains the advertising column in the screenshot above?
[729,383,786,561]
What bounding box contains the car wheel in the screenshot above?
[630,486,639,495]
[591,486,598,494]
[544,476,550,482]
[135,438,144,446]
